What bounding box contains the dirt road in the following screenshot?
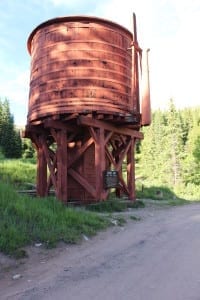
[1,202,200,300]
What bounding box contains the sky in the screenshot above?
[0,0,199,126]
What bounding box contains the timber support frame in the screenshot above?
[25,115,143,203]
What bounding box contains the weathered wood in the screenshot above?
[78,116,143,139]
[27,16,133,124]
[25,14,149,203]
[127,138,135,200]
[56,129,68,202]
[30,134,48,197]
[25,116,143,202]
[95,128,106,200]
[118,172,130,196]
[44,119,77,132]
[42,139,57,194]
[131,13,141,113]
[37,143,47,197]
[88,127,98,143]
[68,137,94,168]
[68,168,97,199]
[141,49,151,126]
[104,131,113,145]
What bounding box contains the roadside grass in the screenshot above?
[0,159,36,188]
[0,158,198,258]
[113,216,127,226]
[160,198,189,206]
[136,184,176,200]
[136,182,200,202]
[129,215,141,221]
[86,199,145,213]
[0,181,109,257]
[136,183,197,206]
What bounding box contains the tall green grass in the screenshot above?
[0,158,194,258]
[0,182,109,256]
[0,159,36,188]
[136,184,176,200]
[86,199,145,213]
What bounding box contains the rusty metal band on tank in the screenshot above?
[25,14,151,203]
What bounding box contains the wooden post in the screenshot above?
[114,141,122,198]
[36,137,47,197]
[56,129,68,202]
[127,137,135,201]
[131,13,140,113]
[95,127,106,201]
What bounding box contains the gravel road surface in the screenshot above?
[1,202,200,300]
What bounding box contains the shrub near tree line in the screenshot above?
[0,98,22,158]
[22,138,36,159]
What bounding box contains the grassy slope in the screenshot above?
[0,159,36,188]
[0,158,195,257]
[0,181,109,257]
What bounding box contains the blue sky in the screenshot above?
[0,0,199,125]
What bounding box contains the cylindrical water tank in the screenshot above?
[27,16,133,123]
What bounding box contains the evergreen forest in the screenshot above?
[137,100,200,200]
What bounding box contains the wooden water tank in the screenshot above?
[27,16,134,123]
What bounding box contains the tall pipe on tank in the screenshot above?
[141,48,151,126]
[130,13,141,113]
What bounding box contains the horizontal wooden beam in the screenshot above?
[44,119,77,132]
[24,125,45,138]
[78,116,143,139]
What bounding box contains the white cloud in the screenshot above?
[92,0,153,47]
[50,0,80,5]
[0,69,29,125]
[0,70,29,103]
[49,0,102,10]
[0,0,199,126]
[93,0,200,109]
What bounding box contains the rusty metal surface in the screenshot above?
[27,16,133,123]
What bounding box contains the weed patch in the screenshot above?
[0,159,36,188]
[0,182,109,257]
[86,199,145,213]
[129,215,141,221]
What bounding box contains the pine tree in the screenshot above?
[0,99,3,147]
[138,109,168,185]
[0,98,22,158]
[165,99,184,187]
[193,136,200,163]
[13,130,22,158]
[138,103,200,197]
[182,108,200,186]
[22,138,36,158]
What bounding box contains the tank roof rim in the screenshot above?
[27,15,133,54]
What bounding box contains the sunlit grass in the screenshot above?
[0,159,36,188]
[0,181,109,257]
[86,199,145,213]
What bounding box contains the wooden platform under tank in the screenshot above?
[25,113,143,203]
